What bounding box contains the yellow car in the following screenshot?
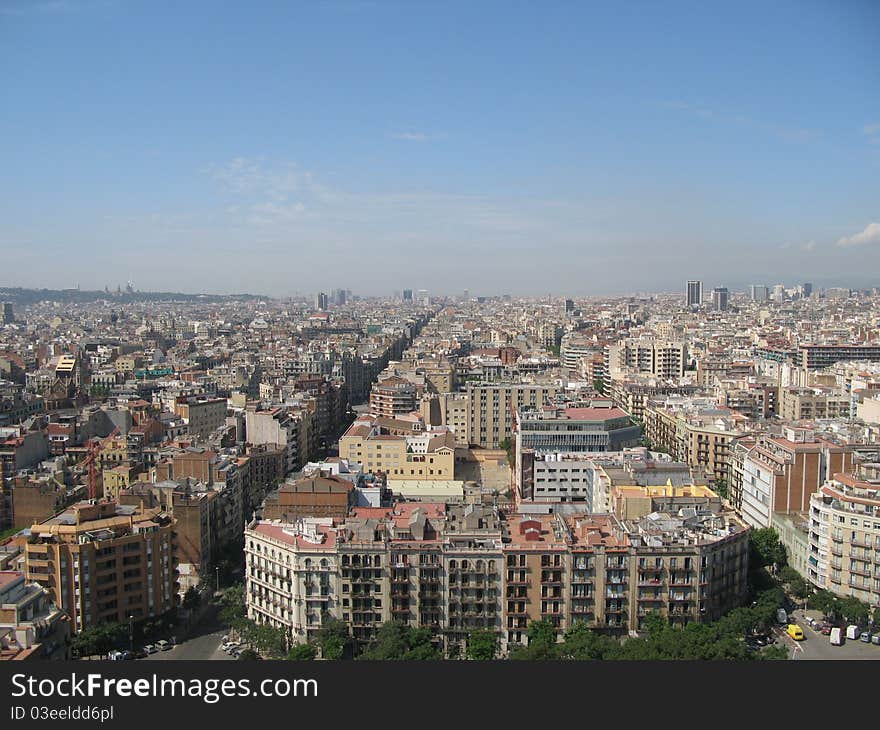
[787,624,805,640]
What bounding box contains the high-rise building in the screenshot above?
[417,289,429,306]
[802,282,813,298]
[331,288,347,306]
[686,280,702,307]
[749,285,769,302]
[712,287,729,311]
[402,289,413,302]
[24,500,178,633]
[2,302,13,324]
[314,292,328,311]
[565,298,575,313]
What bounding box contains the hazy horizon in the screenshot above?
[1,1,878,297]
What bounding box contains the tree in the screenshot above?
[71,622,127,658]
[759,645,789,661]
[713,479,730,500]
[498,437,514,466]
[509,619,558,660]
[287,643,318,661]
[557,622,616,660]
[466,629,498,660]
[182,586,201,612]
[357,622,441,660]
[750,528,787,570]
[237,649,261,661]
[245,622,288,658]
[315,616,352,660]
[838,596,870,626]
[218,583,247,632]
[808,589,838,617]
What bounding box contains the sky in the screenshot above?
[1,0,879,298]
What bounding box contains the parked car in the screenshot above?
[144,644,158,654]
[830,627,843,646]
[871,635,880,646]
[132,648,148,659]
[846,625,861,641]
[860,632,872,643]
[108,650,124,660]
[156,640,171,651]
[787,624,805,641]
[820,624,833,635]
[777,609,788,625]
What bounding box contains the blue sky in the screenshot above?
[1,0,878,296]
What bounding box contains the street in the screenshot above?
[779,609,880,660]
[142,600,234,661]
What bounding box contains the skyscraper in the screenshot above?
[750,285,769,302]
[315,292,328,311]
[686,280,703,307]
[2,302,13,324]
[802,282,813,298]
[712,287,729,311]
[402,289,413,302]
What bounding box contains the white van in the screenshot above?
[846,625,860,641]
[830,627,843,646]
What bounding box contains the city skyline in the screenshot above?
[1,1,879,296]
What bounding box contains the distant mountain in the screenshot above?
[0,287,269,305]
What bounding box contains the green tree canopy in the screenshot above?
[466,629,499,660]
[287,643,318,661]
[357,621,441,660]
[750,528,788,569]
[315,616,352,660]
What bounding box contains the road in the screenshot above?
[779,609,880,660]
[142,601,235,661]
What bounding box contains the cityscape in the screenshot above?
[1,283,880,661]
[1,1,878,670]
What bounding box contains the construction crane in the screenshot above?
[81,426,121,500]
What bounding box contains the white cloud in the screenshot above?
[863,123,880,136]
[837,222,880,248]
[802,240,816,252]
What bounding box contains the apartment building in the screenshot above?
[245,405,301,474]
[262,474,356,522]
[605,338,687,381]
[339,416,456,480]
[739,427,854,528]
[0,570,69,660]
[778,386,852,421]
[369,376,418,419]
[24,500,178,632]
[800,345,880,371]
[466,381,561,448]
[173,395,227,441]
[420,392,469,447]
[807,471,880,607]
[245,498,750,652]
[643,398,749,484]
